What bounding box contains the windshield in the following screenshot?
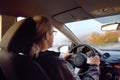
[65,16,120,50]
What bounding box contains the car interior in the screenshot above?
[0,0,120,80]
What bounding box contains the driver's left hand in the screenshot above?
[62,52,73,60]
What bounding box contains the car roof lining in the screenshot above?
[0,0,120,21]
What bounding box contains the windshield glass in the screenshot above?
[65,17,120,50]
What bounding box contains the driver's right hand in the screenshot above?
[87,55,100,66]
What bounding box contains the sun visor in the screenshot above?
[53,7,92,23]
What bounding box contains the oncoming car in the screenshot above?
[0,0,120,80]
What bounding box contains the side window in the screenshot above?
[17,17,25,21]
[48,28,71,52]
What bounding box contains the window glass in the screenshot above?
[17,17,25,21]
[48,28,71,52]
[65,16,120,50]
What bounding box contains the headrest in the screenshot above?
[0,17,36,54]
[0,20,25,51]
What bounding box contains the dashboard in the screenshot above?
[99,49,120,80]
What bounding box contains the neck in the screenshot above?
[38,40,48,52]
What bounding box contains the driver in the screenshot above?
[7,15,100,80]
[31,16,100,80]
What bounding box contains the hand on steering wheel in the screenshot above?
[87,55,100,66]
[65,44,100,75]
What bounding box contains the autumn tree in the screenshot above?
[89,31,119,44]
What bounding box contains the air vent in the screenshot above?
[103,53,110,59]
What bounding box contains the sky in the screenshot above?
[65,19,103,36]
[65,14,120,37]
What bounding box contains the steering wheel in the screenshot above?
[67,44,97,76]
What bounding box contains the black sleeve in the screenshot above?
[36,53,76,80]
[82,65,100,80]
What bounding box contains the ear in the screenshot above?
[45,32,50,41]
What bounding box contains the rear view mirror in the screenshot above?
[101,23,120,31]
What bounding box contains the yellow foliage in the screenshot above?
[89,31,119,44]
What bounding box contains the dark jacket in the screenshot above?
[35,50,99,80]
[35,51,75,80]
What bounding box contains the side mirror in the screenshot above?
[58,45,70,53]
[101,23,120,31]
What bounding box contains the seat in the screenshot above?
[0,49,17,80]
[0,49,50,80]
[0,18,49,80]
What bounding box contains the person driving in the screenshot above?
[1,15,100,80]
[30,16,100,80]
